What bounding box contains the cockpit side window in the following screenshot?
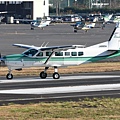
[37,52,43,56]
[23,49,38,56]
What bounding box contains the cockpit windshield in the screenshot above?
[23,49,38,57]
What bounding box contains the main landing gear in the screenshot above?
[31,27,34,30]
[74,29,77,32]
[40,66,60,79]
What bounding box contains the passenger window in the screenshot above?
[65,52,70,56]
[46,52,52,56]
[55,52,63,56]
[37,52,43,56]
[71,52,77,56]
[78,52,83,56]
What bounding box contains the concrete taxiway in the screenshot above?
[0,72,120,105]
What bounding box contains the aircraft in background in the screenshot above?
[103,14,113,23]
[71,17,97,32]
[0,11,8,24]
[109,15,120,23]
[0,22,120,79]
[30,17,51,30]
[14,17,51,30]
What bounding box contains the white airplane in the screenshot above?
[0,11,8,23]
[14,17,51,30]
[30,17,51,30]
[0,23,120,80]
[109,16,120,23]
[72,17,97,32]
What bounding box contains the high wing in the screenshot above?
[13,44,37,49]
[40,45,83,51]
[13,43,85,51]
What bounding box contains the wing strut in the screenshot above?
[44,51,55,64]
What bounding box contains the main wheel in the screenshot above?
[53,72,60,79]
[40,71,47,79]
[31,27,34,30]
[74,29,77,32]
[6,73,13,80]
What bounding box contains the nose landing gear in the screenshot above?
[6,69,13,80]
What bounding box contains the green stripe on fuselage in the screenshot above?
[4,51,120,63]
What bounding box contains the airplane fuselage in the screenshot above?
[4,42,120,70]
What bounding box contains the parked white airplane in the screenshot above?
[30,17,51,30]
[109,16,120,23]
[0,23,120,79]
[14,17,51,30]
[72,17,97,32]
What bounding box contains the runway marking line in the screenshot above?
[0,75,120,83]
[0,83,120,95]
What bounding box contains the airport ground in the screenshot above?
[0,23,120,119]
[0,22,115,55]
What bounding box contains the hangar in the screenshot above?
[0,0,49,20]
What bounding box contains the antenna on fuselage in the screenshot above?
[41,42,45,47]
[44,42,49,47]
[41,42,49,47]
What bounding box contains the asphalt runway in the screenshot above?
[0,71,120,105]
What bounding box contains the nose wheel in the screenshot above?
[53,72,60,79]
[6,73,13,80]
[6,69,13,80]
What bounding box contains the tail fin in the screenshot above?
[104,14,113,22]
[108,22,120,50]
[93,17,97,22]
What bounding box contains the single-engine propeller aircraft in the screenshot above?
[72,17,97,32]
[14,17,51,30]
[30,17,51,30]
[1,23,120,80]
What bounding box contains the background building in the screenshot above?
[0,0,49,20]
[49,0,120,9]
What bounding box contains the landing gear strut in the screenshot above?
[53,66,60,79]
[6,70,13,80]
[74,29,77,32]
[39,66,60,79]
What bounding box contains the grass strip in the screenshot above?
[0,98,120,120]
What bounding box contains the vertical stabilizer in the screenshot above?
[104,14,113,23]
[108,22,120,50]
